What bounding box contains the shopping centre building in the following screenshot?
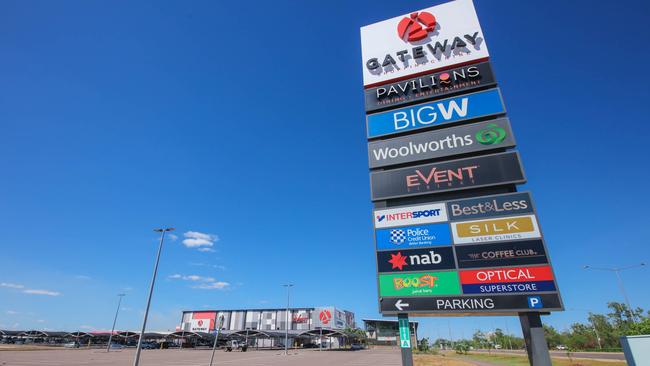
[179,306,356,348]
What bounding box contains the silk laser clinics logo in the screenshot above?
[397,12,436,42]
[476,123,506,145]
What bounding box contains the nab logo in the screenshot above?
[389,250,443,270]
[377,215,386,222]
[397,12,436,42]
[528,296,543,309]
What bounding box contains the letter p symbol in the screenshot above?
[527,296,542,309]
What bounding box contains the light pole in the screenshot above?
[583,263,645,322]
[106,293,126,352]
[569,308,602,350]
[282,284,293,355]
[133,227,175,366]
[209,315,224,366]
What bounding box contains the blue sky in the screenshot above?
[1,0,649,340]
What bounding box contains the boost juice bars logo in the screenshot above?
[379,271,461,297]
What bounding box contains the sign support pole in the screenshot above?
[398,313,414,366]
[519,312,552,366]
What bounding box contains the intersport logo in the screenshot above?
[374,203,447,228]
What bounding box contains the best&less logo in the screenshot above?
[451,215,541,244]
[448,192,532,221]
[379,271,461,297]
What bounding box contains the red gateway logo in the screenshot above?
[319,309,332,324]
[397,12,437,42]
[197,320,203,326]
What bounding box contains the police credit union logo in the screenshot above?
[389,229,406,244]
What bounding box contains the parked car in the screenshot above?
[109,343,124,349]
[64,342,80,348]
[556,345,567,350]
[224,340,248,352]
[140,342,158,349]
[350,343,365,350]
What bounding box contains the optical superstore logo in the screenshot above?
[374,203,447,228]
[451,215,541,244]
[459,265,556,294]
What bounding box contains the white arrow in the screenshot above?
[395,299,410,311]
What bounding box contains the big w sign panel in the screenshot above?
[360,0,563,317]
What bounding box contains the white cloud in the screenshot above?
[192,281,230,290]
[36,319,45,323]
[168,234,178,241]
[75,275,91,280]
[2,282,61,296]
[23,289,61,296]
[182,231,218,250]
[5,310,19,315]
[169,273,229,290]
[197,247,216,253]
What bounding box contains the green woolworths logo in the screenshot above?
[476,123,506,145]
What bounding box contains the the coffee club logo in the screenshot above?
[379,271,461,296]
[476,123,506,145]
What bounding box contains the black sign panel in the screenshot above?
[455,240,548,269]
[377,246,455,273]
[370,152,526,201]
[367,118,516,169]
[447,192,534,221]
[364,62,497,113]
[380,293,562,314]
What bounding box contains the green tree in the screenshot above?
[628,318,650,336]
[417,337,430,352]
[543,325,567,348]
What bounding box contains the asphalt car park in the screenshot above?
[0,347,401,366]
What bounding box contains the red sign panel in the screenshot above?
[460,265,554,284]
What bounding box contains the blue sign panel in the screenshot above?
[376,223,452,251]
[462,281,557,295]
[367,88,506,138]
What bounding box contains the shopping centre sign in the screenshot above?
[360,0,489,87]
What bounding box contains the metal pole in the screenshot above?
[106,294,125,352]
[282,284,293,355]
[613,270,635,321]
[209,315,224,366]
[133,227,174,366]
[398,314,414,366]
[319,328,322,351]
[519,312,552,366]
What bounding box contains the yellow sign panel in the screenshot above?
[456,216,535,237]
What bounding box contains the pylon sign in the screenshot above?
[360,0,563,317]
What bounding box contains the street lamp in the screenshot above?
[106,293,126,352]
[282,284,293,355]
[583,263,645,322]
[209,315,224,366]
[133,227,175,366]
[568,308,602,350]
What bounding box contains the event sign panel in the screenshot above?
[376,223,452,250]
[380,293,563,314]
[368,117,515,169]
[378,271,461,297]
[364,62,497,113]
[360,0,489,87]
[370,151,525,201]
[367,88,505,138]
[454,240,548,269]
[377,247,456,273]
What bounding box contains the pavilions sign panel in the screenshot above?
[360,0,489,87]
